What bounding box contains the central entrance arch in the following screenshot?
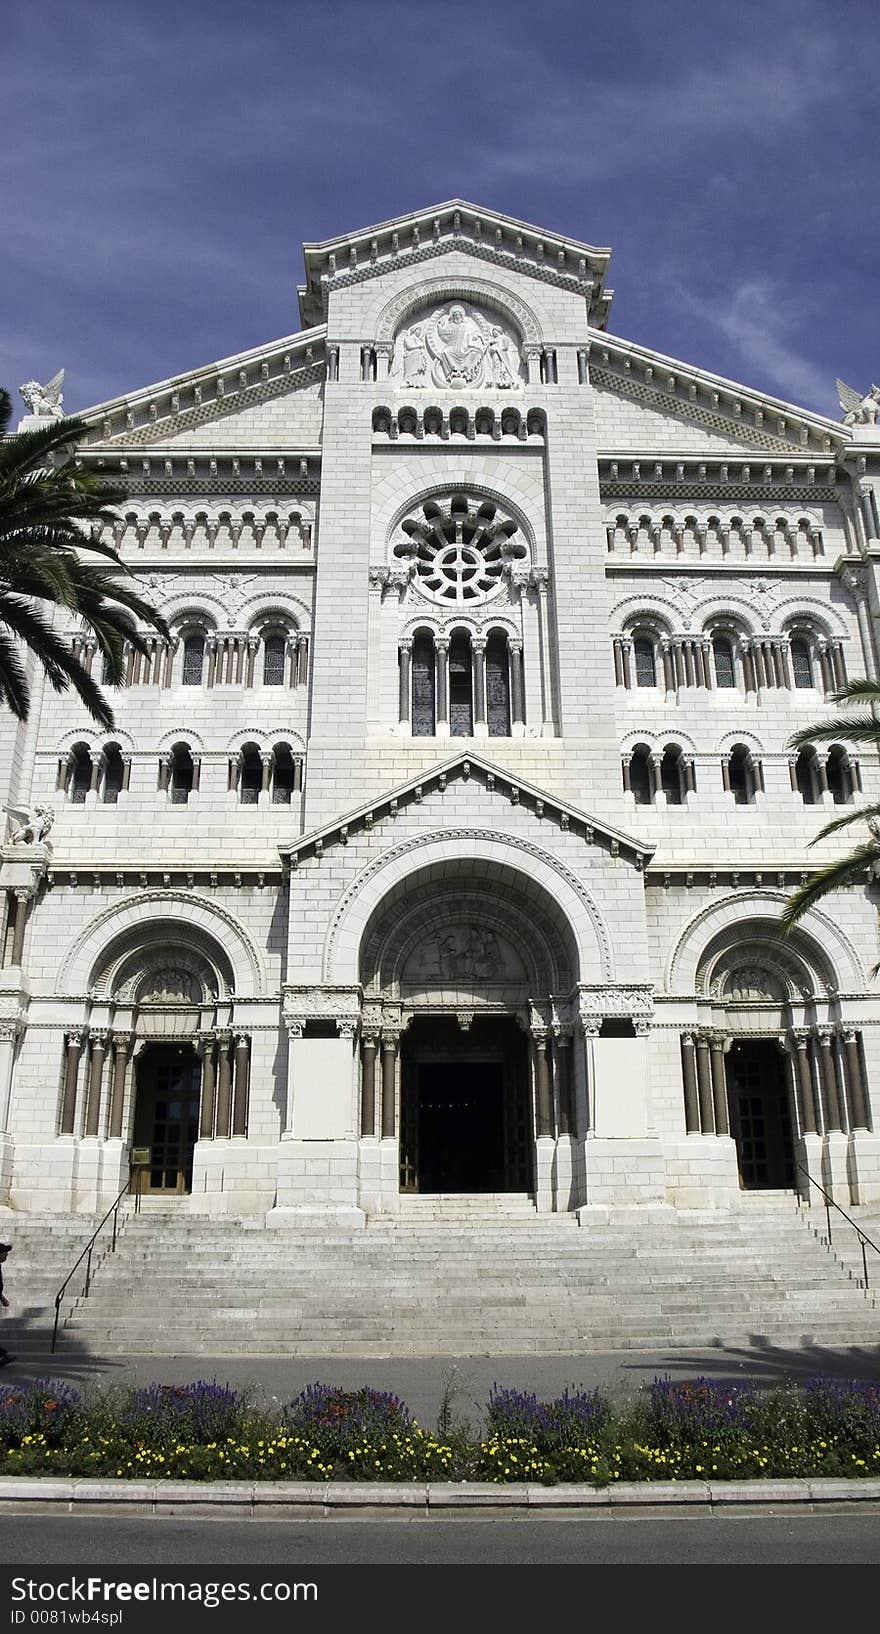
[358,856,581,1197]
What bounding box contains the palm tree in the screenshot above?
[0,386,168,729]
[781,679,880,933]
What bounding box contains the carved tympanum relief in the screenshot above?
[402,926,524,984]
[391,303,524,391]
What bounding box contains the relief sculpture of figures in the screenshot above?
[19,369,65,420]
[391,302,523,390]
[2,803,55,845]
[836,378,880,427]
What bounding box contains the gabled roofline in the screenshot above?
[76,325,327,447]
[278,751,655,870]
[589,328,846,455]
[298,200,613,331]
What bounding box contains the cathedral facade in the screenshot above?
[2,201,880,1221]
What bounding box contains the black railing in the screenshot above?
[51,1168,142,1353]
[796,1161,880,1292]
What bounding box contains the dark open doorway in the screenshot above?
[725,1038,795,1189]
[133,1043,201,1194]
[400,1015,531,1193]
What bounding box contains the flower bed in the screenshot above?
[0,1376,878,1484]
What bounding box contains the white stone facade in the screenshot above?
[3,200,880,1218]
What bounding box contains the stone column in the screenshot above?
[842,1030,869,1130]
[472,638,487,728]
[260,753,273,797]
[695,1035,715,1134]
[532,1027,553,1138]
[621,754,632,794]
[509,640,525,726]
[381,1030,398,1139]
[59,1031,85,1136]
[709,1035,729,1135]
[0,1020,21,1132]
[434,639,449,731]
[398,641,412,727]
[620,637,632,689]
[283,1022,302,1134]
[158,755,171,793]
[817,1030,843,1132]
[360,1031,378,1137]
[792,1033,818,1134]
[121,756,132,794]
[108,1032,131,1140]
[198,1034,217,1139]
[84,1030,108,1138]
[10,891,30,968]
[680,1033,700,1133]
[661,642,676,693]
[214,1030,233,1138]
[554,1029,575,1136]
[232,1033,250,1137]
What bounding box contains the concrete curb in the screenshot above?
[1,1477,879,1516]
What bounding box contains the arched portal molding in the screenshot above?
[58,892,266,998]
[323,830,612,985]
[375,277,542,349]
[665,891,865,996]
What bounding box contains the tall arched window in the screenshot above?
[629,745,653,805]
[728,745,755,805]
[448,630,473,737]
[633,636,657,687]
[262,634,286,687]
[826,745,853,805]
[795,747,821,804]
[271,743,297,804]
[182,634,206,686]
[486,630,512,737]
[790,637,814,689]
[660,745,685,805]
[102,744,125,804]
[169,744,194,805]
[239,744,262,805]
[713,635,736,688]
[68,743,91,805]
[411,630,436,737]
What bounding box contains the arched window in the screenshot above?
[68,743,91,805]
[825,745,853,805]
[486,630,512,737]
[411,630,436,737]
[262,634,286,687]
[169,744,194,805]
[271,743,297,805]
[102,744,125,804]
[728,744,755,805]
[633,636,657,687]
[713,635,736,688]
[629,745,653,805]
[790,637,814,689]
[660,745,685,805]
[239,743,262,805]
[182,634,206,686]
[448,630,473,737]
[795,747,821,805]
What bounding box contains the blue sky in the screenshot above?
[3,0,878,419]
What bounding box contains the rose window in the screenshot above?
[394,493,524,606]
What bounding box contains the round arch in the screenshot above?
[375,277,543,349]
[58,891,267,998]
[665,891,867,996]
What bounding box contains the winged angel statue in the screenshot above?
[19,370,65,420]
[836,379,880,427]
[2,803,55,845]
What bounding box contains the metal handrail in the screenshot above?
[796,1161,880,1292]
[51,1167,142,1353]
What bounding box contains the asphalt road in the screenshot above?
[3,1510,880,1565]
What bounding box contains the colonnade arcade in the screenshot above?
[356,861,584,1194]
[679,919,873,1190]
[56,922,253,1194]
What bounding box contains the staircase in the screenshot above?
[48,1194,878,1358]
[0,1211,119,1361]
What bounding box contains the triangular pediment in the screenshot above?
[278,753,654,870]
[77,327,326,450]
[298,200,613,330]
[590,330,846,457]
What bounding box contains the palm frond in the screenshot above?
[780,845,880,930]
[0,628,30,718]
[806,802,880,844]
[788,713,880,750]
[0,598,115,727]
